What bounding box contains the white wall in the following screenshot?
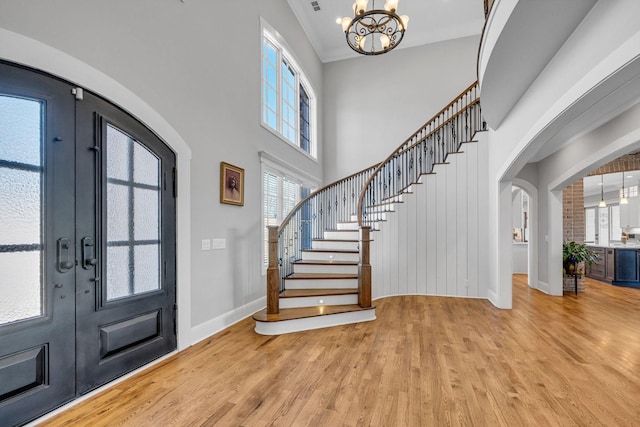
[370,133,490,300]
[323,36,479,182]
[0,0,324,342]
[479,0,640,306]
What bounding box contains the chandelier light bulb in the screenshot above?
[400,15,410,29]
[341,17,352,32]
[380,34,391,49]
[355,0,369,14]
[358,36,367,50]
[384,0,399,12]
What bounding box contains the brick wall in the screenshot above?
[588,153,640,176]
[563,179,585,291]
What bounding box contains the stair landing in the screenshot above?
[253,304,376,335]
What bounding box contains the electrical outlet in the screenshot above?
[201,239,211,251]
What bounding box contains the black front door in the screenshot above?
[74,91,176,394]
[0,62,176,426]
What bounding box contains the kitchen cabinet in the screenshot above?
[613,249,640,287]
[619,197,640,227]
[586,246,606,282]
[605,248,615,281]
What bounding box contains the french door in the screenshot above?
[0,62,176,426]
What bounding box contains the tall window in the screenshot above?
[262,23,316,158]
[262,169,313,268]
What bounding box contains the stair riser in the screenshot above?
[293,264,358,274]
[279,294,358,308]
[302,252,359,262]
[324,230,359,240]
[312,240,359,251]
[254,309,376,335]
[285,278,358,289]
[367,204,396,212]
[351,214,388,222]
[337,222,359,230]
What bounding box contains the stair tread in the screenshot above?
[280,288,358,298]
[313,238,359,243]
[302,248,359,253]
[286,273,358,280]
[252,304,375,322]
[294,259,358,265]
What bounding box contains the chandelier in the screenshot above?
[338,0,409,56]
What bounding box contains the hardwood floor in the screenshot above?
[41,275,640,426]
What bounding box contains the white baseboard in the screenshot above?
[537,280,551,294]
[487,289,498,307]
[189,296,266,346]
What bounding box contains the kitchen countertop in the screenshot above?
[587,244,640,248]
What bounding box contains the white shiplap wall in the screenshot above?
[370,133,490,300]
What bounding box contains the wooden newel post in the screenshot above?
[267,226,280,314]
[358,226,372,308]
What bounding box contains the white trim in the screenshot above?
[259,151,322,189]
[260,17,318,159]
[254,308,376,335]
[537,280,551,294]
[512,178,539,291]
[190,297,266,345]
[259,121,319,163]
[0,28,193,351]
[487,289,499,307]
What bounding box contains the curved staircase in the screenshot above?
[253,82,484,334]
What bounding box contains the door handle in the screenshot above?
[57,238,74,272]
[82,236,97,269]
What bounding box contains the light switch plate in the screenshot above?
[201,239,211,251]
[212,238,226,249]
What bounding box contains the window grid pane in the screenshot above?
[281,61,297,144]
[0,95,44,324]
[106,124,161,301]
[262,29,315,157]
[262,40,279,131]
[300,84,310,154]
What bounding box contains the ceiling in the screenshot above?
[287,0,486,63]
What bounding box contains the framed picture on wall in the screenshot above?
[220,162,244,206]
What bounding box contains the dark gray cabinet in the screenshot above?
[605,248,615,281]
[586,246,607,282]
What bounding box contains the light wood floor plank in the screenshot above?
[40,275,640,426]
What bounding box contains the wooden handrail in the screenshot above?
[357,82,480,226]
[277,162,380,235]
[394,98,480,157]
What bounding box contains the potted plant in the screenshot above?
[562,241,599,276]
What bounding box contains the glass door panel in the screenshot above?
[0,95,43,324]
[105,124,161,301]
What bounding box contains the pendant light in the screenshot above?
[598,174,607,208]
[621,170,628,205]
